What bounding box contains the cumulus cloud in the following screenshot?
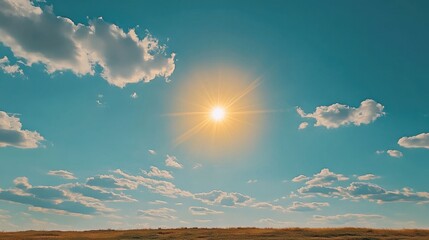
[188,206,223,215]
[194,190,252,207]
[386,150,403,158]
[67,184,136,202]
[313,213,383,224]
[292,175,309,182]
[0,0,175,87]
[165,155,183,169]
[0,111,44,149]
[0,56,23,75]
[398,133,429,149]
[297,99,384,128]
[305,168,349,186]
[143,166,173,179]
[86,175,138,190]
[48,170,77,180]
[0,177,112,216]
[287,201,329,212]
[138,208,176,220]
[357,174,380,181]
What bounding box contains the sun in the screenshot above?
[210,106,226,122]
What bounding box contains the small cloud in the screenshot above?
[247,179,258,184]
[143,166,173,179]
[192,163,202,169]
[189,206,223,216]
[130,92,138,99]
[287,201,329,212]
[357,174,380,181]
[48,170,77,180]
[298,122,308,130]
[375,150,385,154]
[149,200,167,205]
[313,213,383,225]
[386,150,403,158]
[165,155,183,169]
[292,175,309,182]
[305,168,348,186]
[148,149,156,155]
[138,208,176,220]
[0,56,24,76]
[398,133,429,149]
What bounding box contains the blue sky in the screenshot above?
[1,0,429,230]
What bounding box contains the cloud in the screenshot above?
[298,185,341,197]
[67,184,136,202]
[297,99,384,128]
[0,0,175,87]
[0,111,44,148]
[86,175,138,190]
[386,150,403,158]
[165,155,183,169]
[305,168,348,186]
[313,213,383,224]
[188,206,223,215]
[287,201,329,212]
[0,56,23,75]
[357,174,380,181]
[113,169,193,198]
[247,179,258,184]
[292,174,309,182]
[298,122,308,130]
[0,177,112,216]
[149,200,167,205]
[48,170,77,180]
[192,163,202,169]
[148,149,156,155]
[138,208,176,220]
[257,218,293,226]
[143,166,173,179]
[194,190,252,207]
[130,92,138,99]
[398,133,429,149]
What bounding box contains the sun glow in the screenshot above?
[168,66,273,156]
[210,106,226,122]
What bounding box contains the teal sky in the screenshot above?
[1,0,429,230]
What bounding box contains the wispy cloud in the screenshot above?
[189,206,223,215]
[48,170,77,180]
[138,208,176,220]
[165,155,183,169]
[143,166,173,179]
[0,56,23,76]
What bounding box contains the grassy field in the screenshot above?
[0,228,428,240]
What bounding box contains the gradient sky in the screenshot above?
[1,0,429,230]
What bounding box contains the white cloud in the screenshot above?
[292,175,309,182]
[0,56,23,76]
[357,174,380,181]
[0,0,175,87]
[376,150,385,154]
[305,168,349,186]
[148,149,156,155]
[149,200,167,205]
[257,218,293,226]
[194,190,252,207]
[298,122,308,130]
[143,166,173,179]
[287,201,329,212]
[86,175,139,190]
[48,170,77,180]
[130,92,138,99]
[138,208,176,220]
[247,179,258,184]
[0,111,44,148]
[188,206,223,215]
[297,99,384,128]
[386,150,403,158]
[165,155,183,169]
[398,133,429,149]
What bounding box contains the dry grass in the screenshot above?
[0,228,428,240]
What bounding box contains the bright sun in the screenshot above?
[210,106,226,122]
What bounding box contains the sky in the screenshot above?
[0,0,429,230]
